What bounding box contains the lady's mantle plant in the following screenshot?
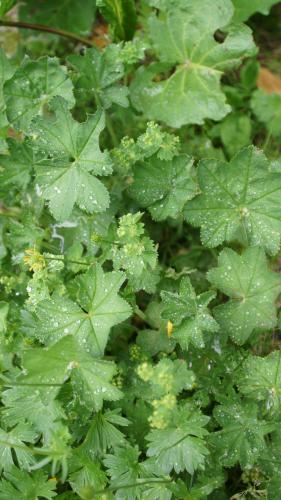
[0,0,281,498]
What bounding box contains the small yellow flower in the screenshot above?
[148,410,167,429]
[136,361,154,381]
[166,320,173,338]
[129,344,141,361]
[23,247,45,272]
[161,394,176,409]
[91,232,101,243]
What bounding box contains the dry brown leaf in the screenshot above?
[91,24,110,49]
[257,67,281,95]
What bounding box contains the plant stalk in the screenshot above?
[0,19,95,47]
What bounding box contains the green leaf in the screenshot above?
[219,113,252,157]
[137,329,173,357]
[31,264,131,356]
[4,218,44,258]
[104,445,166,500]
[30,96,112,221]
[185,146,281,255]
[0,467,57,500]
[212,400,275,467]
[0,423,37,472]
[207,247,281,344]
[21,335,122,410]
[238,351,281,413]
[81,409,129,455]
[0,0,16,17]
[267,476,281,500]
[145,0,192,10]
[104,446,145,500]
[4,56,74,131]
[20,0,96,35]
[251,89,281,137]
[240,59,259,90]
[142,482,172,500]
[0,48,14,128]
[161,277,218,350]
[231,0,279,22]
[1,4,281,496]
[0,139,34,188]
[2,386,65,441]
[68,45,129,110]
[128,155,196,221]
[146,403,209,474]
[130,1,256,127]
[97,0,137,41]
[69,450,107,497]
[258,431,281,478]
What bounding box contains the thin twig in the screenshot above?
[0,19,95,47]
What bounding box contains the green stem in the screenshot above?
[93,89,118,147]
[134,306,155,328]
[0,207,21,218]
[0,438,66,458]
[135,306,147,322]
[0,19,95,47]
[106,112,119,147]
[44,255,89,267]
[262,130,272,151]
[92,478,172,496]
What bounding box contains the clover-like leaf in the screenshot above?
[231,0,279,22]
[21,336,121,410]
[208,247,281,344]
[130,1,256,127]
[251,89,281,137]
[31,264,131,356]
[68,45,129,109]
[146,403,209,474]
[30,96,112,221]
[212,400,275,468]
[185,146,281,255]
[238,351,281,413]
[4,56,74,131]
[161,277,218,350]
[128,155,196,221]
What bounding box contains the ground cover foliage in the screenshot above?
[1,0,281,498]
